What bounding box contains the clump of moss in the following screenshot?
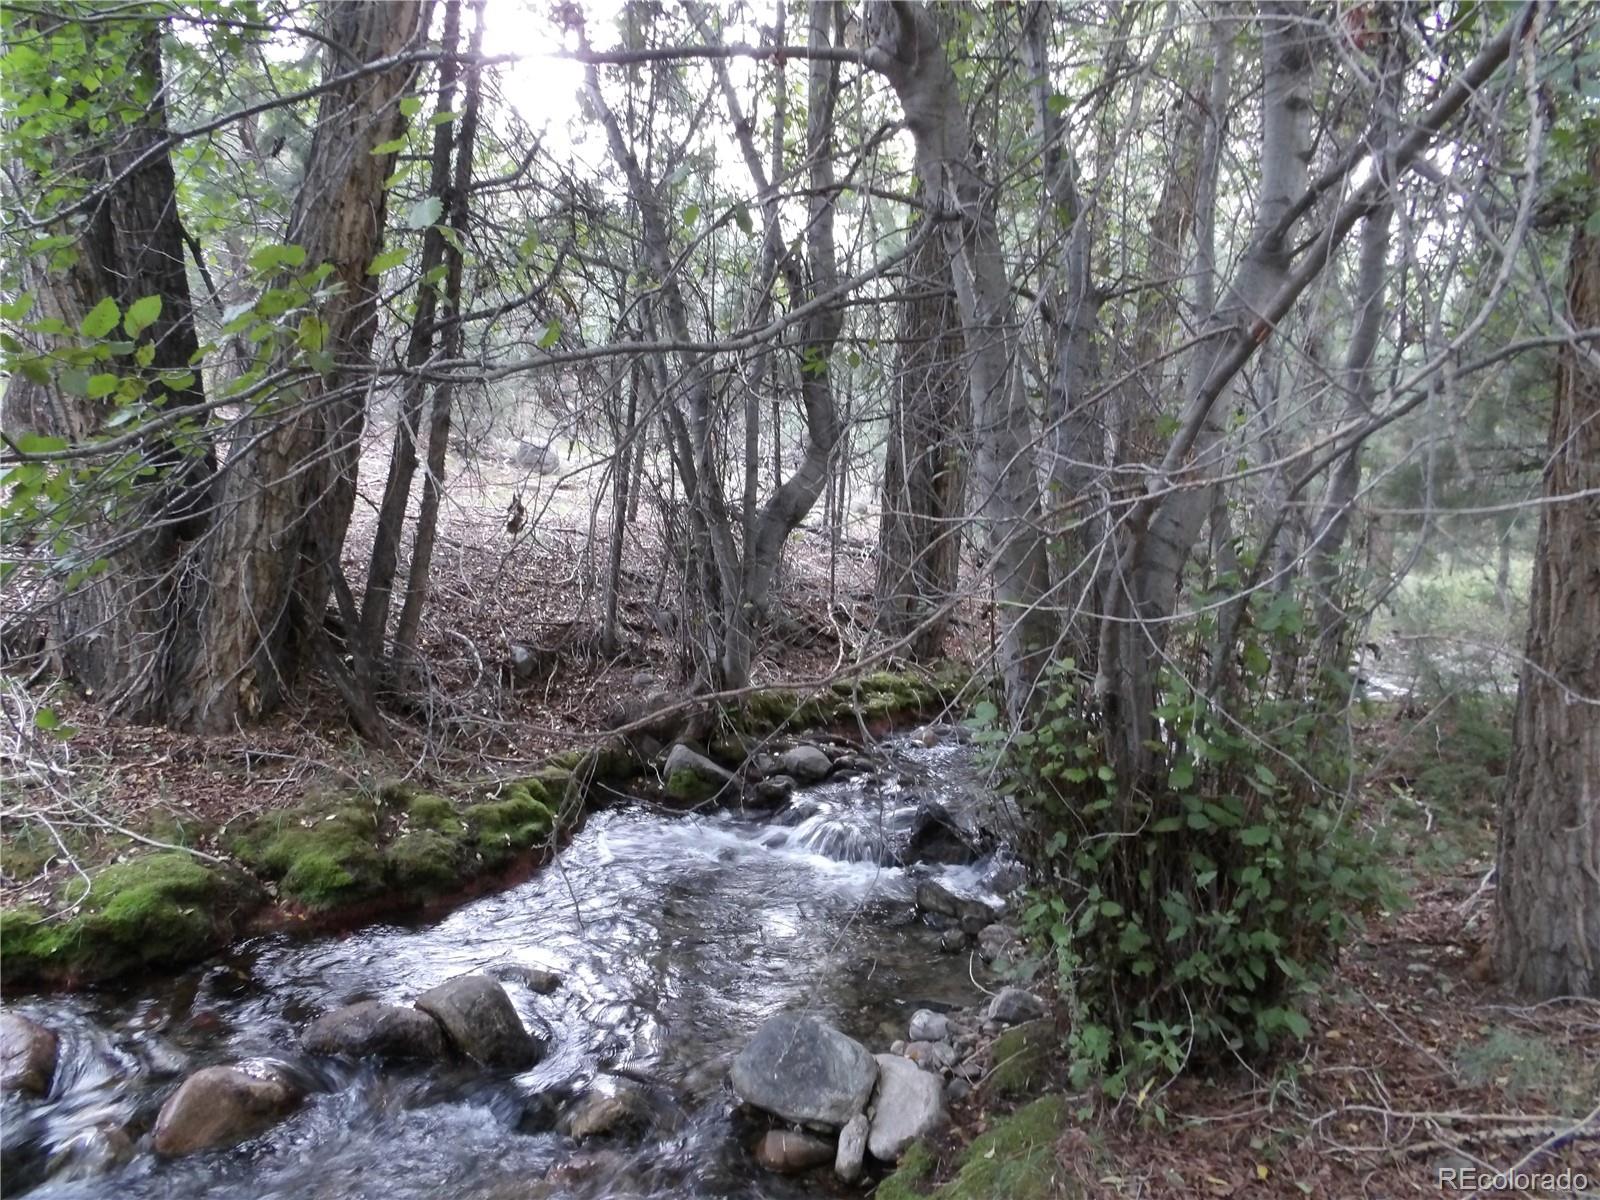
[1,852,262,985]
[385,829,467,896]
[464,785,555,868]
[989,1019,1055,1097]
[405,792,463,834]
[875,1138,936,1200]
[878,1096,1075,1200]
[230,798,386,910]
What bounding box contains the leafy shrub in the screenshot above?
[977,594,1395,1098]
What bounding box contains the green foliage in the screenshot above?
[879,1095,1076,1200]
[989,1018,1055,1097]
[979,597,1394,1098]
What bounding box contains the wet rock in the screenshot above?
[937,928,970,954]
[867,1053,946,1162]
[152,1063,300,1157]
[730,1012,877,1129]
[303,1001,447,1061]
[753,1129,835,1174]
[984,858,1028,896]
[562,1080,651,1140]
[977,923,1021,964]
[985,987,1046,1026]
[906,1009,949,1043]
[46,1123,134,1182]
[0,1012,58,1096]
[663,743,734,801]
[914,878,996,928]
[490,963,563,994]
[779,744,833,784]
[903,801,982,866]
[415,975,542,1069]
[754,775,796,804]
[835,1113,869,1183]
[902,1040,958,1072]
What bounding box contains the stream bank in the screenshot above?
[0,727,1052,1199]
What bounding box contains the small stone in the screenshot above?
[835,1113,869,1182]
[944,1077,971,1104]
[977,924,1020,964]
[152,1063,300,1157]
[890,1039,907,1056]
[490,963,563,994]
[867,1053,946,1162]
[937,927,969,954]
[953,1059,984,1082]
[0,1012,59,1096]
[907,1009,949,1042]
[663,743,734,800]
[915,878,996,927]
[902,1040,958,1072]
[303,1002,447,1061]
[753,1129,835,1174]
[985,987,1046,1026]
[415,975,543,1069]
[984,859,1028,895]
[780,744,834,783]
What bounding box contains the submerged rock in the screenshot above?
[753,1129,835,1174]
[754,775,796,804]
[903,801,982,866]
[562,1080,652,1140]
[835,1112,869,1182]
[0,1012,58,1096]
[302,1001,447,1062]
[490,963,563,994]
[663,744,734,801]
[914,878,996,928]
[985,987,1046,1026]
[730,1012,877,1128]
[152,1063,300,1157]
[867,1053,946,1162]
[779,744,833,784]
[46,1124,134,1182]
[415,975,543,1069]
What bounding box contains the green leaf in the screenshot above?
[537,320,561,348]
[406,195,442,229]
[1282,1010,1311,1039]
[86,372,118,398]
[123,294,161,336]
[1170,762,1194,790]
[731,201,753,234]
[15,433,67,454]
[249,243,307,273]
[399,95,423,117]
[34,707,59,731]
[80,296,120,338]
[370,135,407,155]
[1240,825,1272,847]
[0,293,35,321]
[1587,209,1600,238]
[682,203,700,227]
[367,247,408,275]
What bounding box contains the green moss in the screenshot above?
[989,1019,1055,1097]
[875,1138,936,1200]
[406,792,462,834]
[231,799,386,910]
[465,789,555,867]
[385,829,467,895]
[1,853,262,985]
[938,1095,1073,1200]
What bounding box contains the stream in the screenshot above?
[1,734,1014,1199]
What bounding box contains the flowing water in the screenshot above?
[2,735,1014,1199]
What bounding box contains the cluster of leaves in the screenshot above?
[977,590,1397,1101]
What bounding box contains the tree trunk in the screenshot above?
[867,1,1056,718]
[1494,164,1600,999]
[4,16,213,722]
[876,204,967,660]
[173,0,424,730]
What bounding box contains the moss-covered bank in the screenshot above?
[876,1094,1080,1200]
[1,668,967,991]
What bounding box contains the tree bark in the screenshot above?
[1494,160,1600,999]
[173,0,425,730]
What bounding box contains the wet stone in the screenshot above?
[0,1012,58,1097]
[780,744,834,783]
[303,1001,447,1062]
[730,1012,877,1129]
[835,1113,869,1183]
[907,1009,950,1042]
[753,1129,835,1174]
[152,1063,300,1157]
[415,975,543,1069]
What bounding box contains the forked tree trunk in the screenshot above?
[173,0,424,730]
[876,207,967,660]
[1494,168,1600,999]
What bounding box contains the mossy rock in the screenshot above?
[989,1019,1055,1097]
[385,829,468,896]
[230,798,387,910]
[0,852,263,985]
[405,792,463,835]
[876,1095,1074,1200]
[464,788,555,868]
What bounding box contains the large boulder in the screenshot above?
[779,744,834,784]
[663,743,734,801]
[730,1013,877,1129]
[415,975,543,1069]
[867,1053,946,1162]
[753,1129,835,1174]
[0,1012,58,1096]
[151,1063,300,1157]
[302,1001,446,1062]
[903,801,982,866]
